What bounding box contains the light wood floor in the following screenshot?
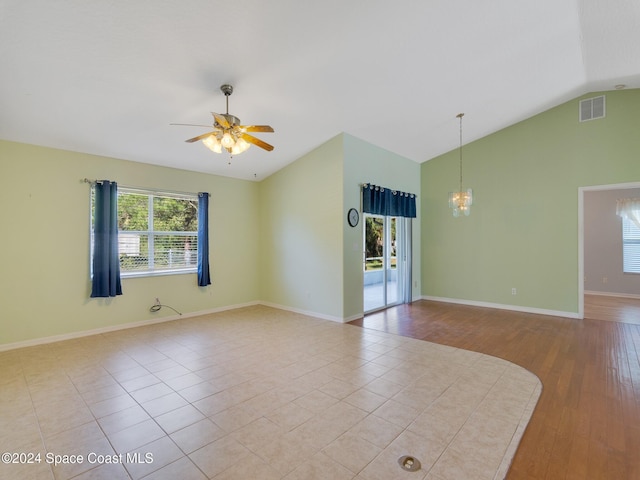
[350,295,640,479]
[584,293,640,325]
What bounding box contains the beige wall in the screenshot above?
[0,141,261,347]
[0,133,418,348]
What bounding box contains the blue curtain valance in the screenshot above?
[362,183,417,218]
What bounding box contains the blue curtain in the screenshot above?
[91,181,122,298]
[362,183,416,218]
[197,192,211,286]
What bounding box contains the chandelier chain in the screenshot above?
[458,113,464,192]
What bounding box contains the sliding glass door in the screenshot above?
[364,214,402,312]
[361,183,415,313]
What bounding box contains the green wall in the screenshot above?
[421,89,640,315]
[258,135,345,319]
[0,141,260,347]
[5,89,636,347]
[257,133,421,322]
[343,134,421,320]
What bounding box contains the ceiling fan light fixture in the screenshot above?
[231,138,250,155]
[221,131,234,148]
[174,84,274,158]
[202,134,222,153]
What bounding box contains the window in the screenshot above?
[91,187,199,277]
[622,216,640,274]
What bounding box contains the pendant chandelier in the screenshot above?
[448,113,473,217]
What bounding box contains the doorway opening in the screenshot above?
[579,181,640,319]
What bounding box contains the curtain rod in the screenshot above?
[82,178,210,196]
[360,182,417,198]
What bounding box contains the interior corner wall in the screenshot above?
[342,133,421,320]
[421,89,640,315]
[0,140,261,347]
[257,135,345,320]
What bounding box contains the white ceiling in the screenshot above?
[1,0,639,181]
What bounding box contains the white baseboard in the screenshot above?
[584,290,640,299]
[422,296,582,319]
[0,301,260,352]
[259,301,350,323]
[1,294,585,352]
[344,313,365,323]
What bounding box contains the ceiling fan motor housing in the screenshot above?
[215,114,241,128]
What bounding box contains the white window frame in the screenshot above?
[622,215,640,274]
[91,186,199,279]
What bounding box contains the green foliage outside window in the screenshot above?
[365,216,396,271]
[116,190,198,274]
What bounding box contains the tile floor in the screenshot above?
[0,306,541,480]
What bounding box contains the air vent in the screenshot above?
[579,95,605,122]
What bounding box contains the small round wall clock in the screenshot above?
[347,208,359,227]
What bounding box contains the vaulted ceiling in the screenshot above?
[1,1,639,180]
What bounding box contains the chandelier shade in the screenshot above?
[448,188,473,217]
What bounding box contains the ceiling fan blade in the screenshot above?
[170,123,212,128]
[185,132,216,143]
[212,112,230,128]
[242,125,274,133]
[241,133,274,151]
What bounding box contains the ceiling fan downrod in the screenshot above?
[220,84,233,114]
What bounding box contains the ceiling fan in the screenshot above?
[172,84,274,155]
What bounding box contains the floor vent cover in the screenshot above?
[398,455,421,472]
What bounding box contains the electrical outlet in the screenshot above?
[602,277,608,284]
[511,288,517,295]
